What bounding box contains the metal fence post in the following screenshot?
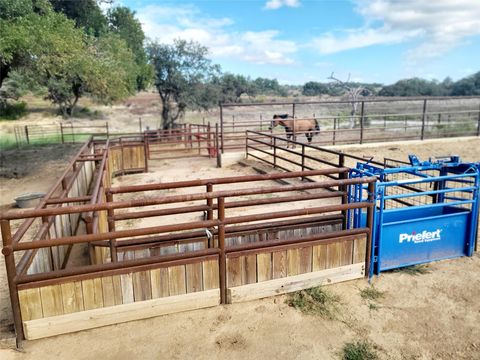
[365,181,376,277]
[421,99,427,140]
[206,183,213,222]
[219,104,224,154]
[339,154,347,230]
[477,104,480,136]
[24,125,29,144]
[217,197,227,304]
[106,122,109,139]
[301,144,305,180]
[1,220,25,344]
[333,118,336,145]
[215,123,221,168]
[139,117,142,134]
[273,136,277,168]
[360,101,365,144]
[60,123,64,144]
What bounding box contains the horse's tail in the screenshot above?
[314,119,320,133]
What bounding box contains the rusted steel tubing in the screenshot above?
[85,142,109,219]
[113,204,211,221]
[11,140,92,243]
[16,158,90,274]
[108,168,348,194]
[225,229,369,256]
[2,174,371,220]
[15,248,220,288]
[224,202,371,225]
[218,197,227,304]
[12,220,221,251]
[247,130,385,166]
[46,195,92,204]
[1,220,25,343]
[114,214,342,248]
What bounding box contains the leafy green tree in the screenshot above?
[302,81,329,96]
[451,72,480,96]
[253,77,287,97]
[147,40,220,129]
[213,73,256,103]
[378,78,443,96]
[48,0,107,36]
[107,6,152,90]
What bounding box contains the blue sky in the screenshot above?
[119,0,480,85]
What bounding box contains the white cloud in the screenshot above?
[137,4,297,66]
[264,0,300,10]
[310,0,480,63]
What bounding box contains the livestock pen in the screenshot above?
[1,136,376,344]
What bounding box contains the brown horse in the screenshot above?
[269,114,320,147]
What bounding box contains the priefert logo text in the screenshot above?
[399,229,442,244]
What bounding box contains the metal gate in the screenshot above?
[348,155,480,277]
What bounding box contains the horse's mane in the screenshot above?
[273,114,293,119]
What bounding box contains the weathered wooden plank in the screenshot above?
[228,263,365,304]
[299,246,313,274]
[227,257,243,287]
[272,250,287,279]
[120,273,134,304]
[257,253,272,282]
[244,254,257,284]
[61,281,84,314]
[186,262,203,293]
[312,244,328,271]
[112,275,123,305]
[133,270,152,302]
[19,288,43,321]
[339,241,354,266]
[202,259,219,290]
[168,265,186,296]
[40,285,64,317]
[352,236,367,264]
[24,289,221,340]
[287,248,300,276]
[101,276,116,307]
[326,242,342,269]
[150,268,169,298]
[82,279,104,310]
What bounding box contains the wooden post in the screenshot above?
[24,125,29,144]
[421,99,427,140]
[219,104,224,154]
[217,197,227,304]
[360,101,365,144]
[1,220,25,344]
[71,122,75,143]
[139,117,142,134]
[292,103,296,118]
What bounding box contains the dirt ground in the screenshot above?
[0,137,479,359]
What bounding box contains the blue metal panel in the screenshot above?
[377,207,469,272]
[349,155,480,277]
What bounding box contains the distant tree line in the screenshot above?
[301,73,480,97]
[1,0,479,127]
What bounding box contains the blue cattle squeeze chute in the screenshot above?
[347,155,480,278]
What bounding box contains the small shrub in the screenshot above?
[393,264,430,275]
[368,303,379,311]
[0,101,27,120]
[286,286,340,319]
[360,286,384,301]
[342,340,378,360]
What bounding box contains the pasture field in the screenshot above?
[0,135,479,359]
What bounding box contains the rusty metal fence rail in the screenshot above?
[1,151,375,342]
